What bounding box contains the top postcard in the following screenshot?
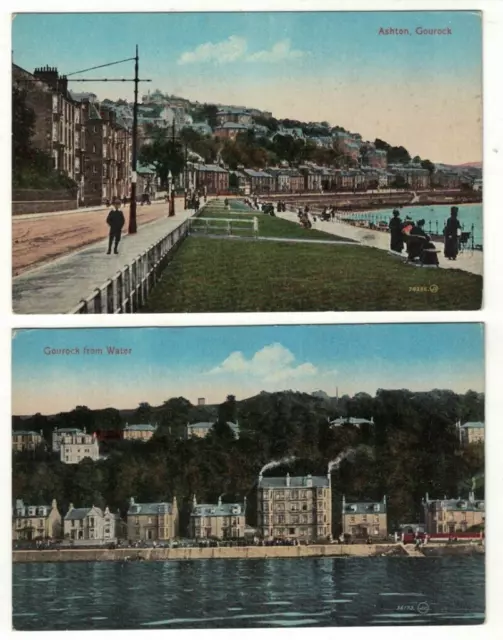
[11,11,483,314]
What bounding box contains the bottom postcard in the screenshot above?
[11,324,485,629]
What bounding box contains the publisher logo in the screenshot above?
[417,601,430,615]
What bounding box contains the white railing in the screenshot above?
[70,220,190,314]
[188,216,258,238]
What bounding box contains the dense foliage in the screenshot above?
[12,389,484,534]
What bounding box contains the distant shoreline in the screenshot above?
[12,543,484,564]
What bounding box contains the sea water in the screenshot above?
[13,556,485,630]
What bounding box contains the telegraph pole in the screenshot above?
[64,47,150,234]
[169,121,176,216]
[128,45,140,233]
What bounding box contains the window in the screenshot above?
[71,520,75,527]
[92,144,96,153]
[349,516,355,523]
[289,528,295,535]
[135,517,140,525]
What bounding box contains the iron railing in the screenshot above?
[69,220,190,314]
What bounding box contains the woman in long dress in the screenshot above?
[389,209,404,252]
[444,206,461,260]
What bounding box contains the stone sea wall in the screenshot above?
[12,543,483,563]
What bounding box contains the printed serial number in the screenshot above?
[409,285,439,293]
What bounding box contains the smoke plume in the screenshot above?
[259,456,297,476]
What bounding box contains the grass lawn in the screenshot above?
[194,200,353,242]
[141,237,482,312]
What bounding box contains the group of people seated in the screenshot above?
[297,206,312,229]
[320,206,337,222]
[389,206,462,266]
[389,209,439,265]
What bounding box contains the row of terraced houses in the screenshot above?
[13,64,134,206]
[12,471,485,544]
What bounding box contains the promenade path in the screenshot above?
[13,200,195,314]
[13,199,177,275]
[277,208,483,276]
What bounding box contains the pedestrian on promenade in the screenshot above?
[389,209,404,253]
[443,206,461,260]
[106,199,125,255]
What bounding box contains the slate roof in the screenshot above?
[258,475,330,489]
[136,165,157,175]
[65,506,103,521]
[14,500,51,516]
[124,424,157,432]
[330,417,373,427]
[243,169,273,179]
[191,503,244,517]
[87,103,102,120]
[460,422,484,429]
[54,428,84,434]
[424,498,485,512]
[187,421,239,434]
[343,500,387,515]
[12,430,41,437]
[217,122,249,130]
[127,501,173,516]
[192,164,229,174]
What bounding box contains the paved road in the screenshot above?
[277,209,483,276]
[13,200,195,314]
[13,199,183,276]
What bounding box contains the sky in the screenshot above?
[11,11,482,164]
[12,324,484,416]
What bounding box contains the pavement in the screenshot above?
[13,200,195,314]
[277,208,483,276]
[13,199,179,275]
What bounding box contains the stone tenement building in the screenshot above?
[12,64,85,191]
[127,497,179,542]
[257,472,332,541]
[341,496,388,539]
[12,499,62,541]
[189,495,246,539]
[82,100,132,205]
[422,492,485,535]
[12,63,132,205]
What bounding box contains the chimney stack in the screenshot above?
[285,473,290,487]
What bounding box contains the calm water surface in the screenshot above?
[13,556,485,630]
[350,204,483,245]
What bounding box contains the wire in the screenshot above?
[66,58,136,77]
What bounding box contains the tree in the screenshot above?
[391,175,409,189]
[12,86,35,172]
[421,159,435,176]
[139,132,185,187]
[192,103,219,129]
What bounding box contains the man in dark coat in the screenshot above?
[106,199,125,255]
